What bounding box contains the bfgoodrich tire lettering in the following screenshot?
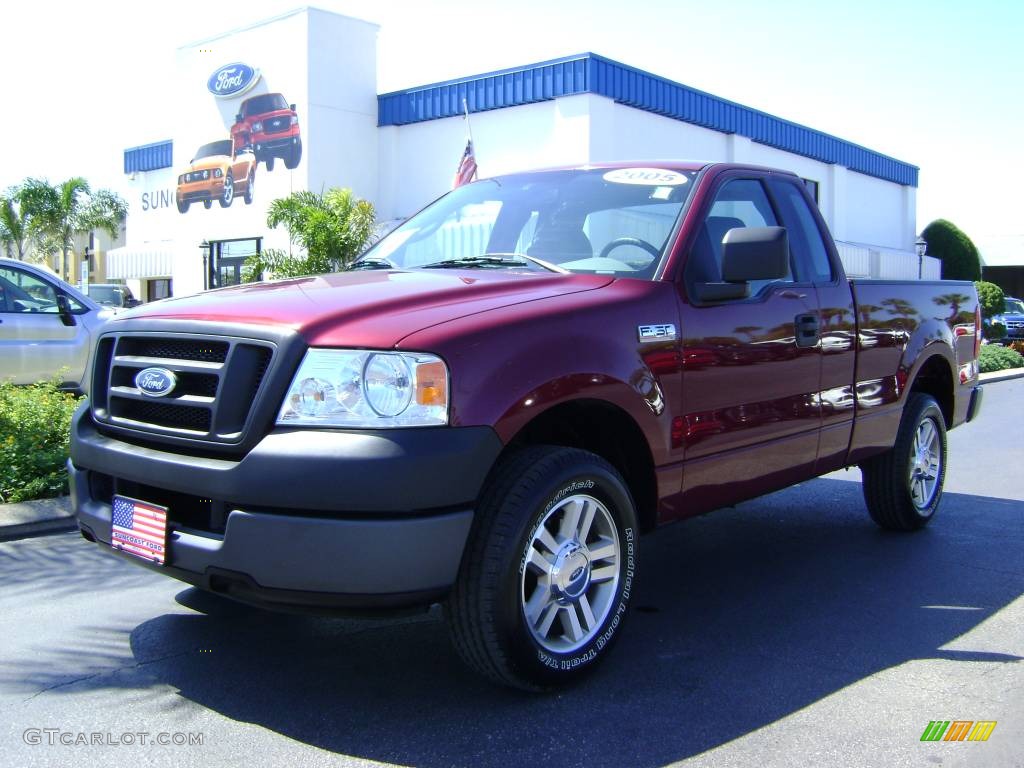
[861,392,947,531]
[445,446,638,691]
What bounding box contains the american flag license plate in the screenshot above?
[111,495,168,565]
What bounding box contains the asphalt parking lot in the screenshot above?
[1,380,1021,768]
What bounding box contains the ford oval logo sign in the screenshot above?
[135,368,177,398]
[207,62,261,98]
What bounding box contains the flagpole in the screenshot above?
[462,97,477,181]
[462,97,474,145]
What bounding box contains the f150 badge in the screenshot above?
[637,324,677,342]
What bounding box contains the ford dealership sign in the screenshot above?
[207,63,261,98]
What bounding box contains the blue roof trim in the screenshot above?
[377,53,918,187]
[124,140,173,174]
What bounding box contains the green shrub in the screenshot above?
[0,378,83,503]
[979,344,1024,373]
[922,219,981,281]
[975,280,1005,319]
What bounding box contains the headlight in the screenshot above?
[290,116,298,126]
[253,121,263,132]
[277,349,448,428]
[214,168,223,178]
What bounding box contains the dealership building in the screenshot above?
[108,6,935,301]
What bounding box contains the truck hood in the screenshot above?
[119,269,613,348]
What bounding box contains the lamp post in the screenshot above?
[200,240,211,290]
[915,236,927,280]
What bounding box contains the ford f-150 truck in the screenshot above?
[70,162,983,690]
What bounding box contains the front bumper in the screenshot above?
[177,182,224,204]
[70,410,503,611]
[254,135,300,156]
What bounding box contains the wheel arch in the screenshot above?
[500,398,659,534]
[906,350,955,428]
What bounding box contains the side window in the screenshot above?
[769,179,833,282]
[0,267,61,314]
[687,178,791,298]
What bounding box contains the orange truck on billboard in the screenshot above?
[230,93,302,172]
[176,140,257,213]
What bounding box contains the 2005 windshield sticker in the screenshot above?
[603,168,689,186]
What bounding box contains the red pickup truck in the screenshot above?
[69,162,983,690]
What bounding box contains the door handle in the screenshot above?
[795,313,819,348]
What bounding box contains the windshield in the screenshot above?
[1004,298,1024,315]
[243,93,289,115]
[88,285,125,306]
[194,140,233,160]
[358,167,697,279]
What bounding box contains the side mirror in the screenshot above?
[55,293,77,326]
[721,226,789,282]
[693,226,789,302]
[235,113,243,123]
[289,103,296,112]
[125,298,142,308]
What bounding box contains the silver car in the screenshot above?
[0,258,114,392]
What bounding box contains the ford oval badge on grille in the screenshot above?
[135,368,177,398]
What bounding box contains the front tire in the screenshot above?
[219,172,234,208]
[861,393,947,530]
[445,446,638,690]
[243,170,254,204]
[284,140,302,170]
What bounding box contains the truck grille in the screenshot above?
[91,332,275,445]
[264,116,291,134]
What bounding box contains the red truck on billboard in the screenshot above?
[230,92,302,172]
[70,162,983,690]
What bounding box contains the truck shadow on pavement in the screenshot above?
[6,477,1024,767]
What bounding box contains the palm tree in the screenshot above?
[245,187,376,280]
[24,177,127,280]
[0,186,32,260]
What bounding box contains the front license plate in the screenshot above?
[111,495,168,565]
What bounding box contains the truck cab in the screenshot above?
[230,92,302,172]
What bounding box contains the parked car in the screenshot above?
[70,162,983,690]
[991,296,1024,344]
[0,258,114,391]
[86,283,141,309]
[230,92,302,172]
[176,141,256,213]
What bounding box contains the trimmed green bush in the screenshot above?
[922,219,981,281]
[975,280,1005,319]
[0,378,82,503]
[979,344,1024,373]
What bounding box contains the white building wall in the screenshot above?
[377,95,593,221]
[305,9,380,203]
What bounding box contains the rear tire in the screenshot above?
[861,393,947,531]
[445,446,638,691]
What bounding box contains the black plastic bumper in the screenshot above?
[70,411,504,610]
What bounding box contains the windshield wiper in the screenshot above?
[419,253,568,273]
[346,257,396,271]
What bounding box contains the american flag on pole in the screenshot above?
[453,139,477,188]
[111,496,168,565]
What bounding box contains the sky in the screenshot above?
[1,0,1020,262]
